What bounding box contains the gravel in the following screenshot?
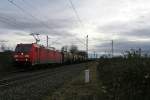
[0,63,86,100]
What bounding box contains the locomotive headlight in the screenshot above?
[21,53,24,55]
[25,55,29,57]
[25,59,28,61]
[16,59,18,61]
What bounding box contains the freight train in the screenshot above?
[13,43,87,66]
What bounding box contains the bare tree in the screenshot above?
[70,45,78,53]
[61,45,68,52]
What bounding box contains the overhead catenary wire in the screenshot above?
[0,1,41,32]
[68,2,87,44]
[8,0,86,49]
[21,0,50,23]
[21,0,86,48]
[20,0,62,47]
[8,0,51,30]
[20,0,86,46]
[0,16,20,27]
[21,0,37,10]
[0,17,13,25]
[8,0,60,46]
[68,0,84,27]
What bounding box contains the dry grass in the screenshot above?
[44,61,102,100]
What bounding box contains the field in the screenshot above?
[97,57,150,100]
[44,62,101,100]
[44,56,150,100]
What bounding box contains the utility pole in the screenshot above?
[96,53,98,59]
[111,40,114,57]
[46,35,51,48]
[94,51,96,58]
[139,48,141,57]
[86,35,88,57]
[46,35,49,48]
[47,36,48,47]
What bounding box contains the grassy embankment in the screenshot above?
[44,57,150,100]
[44,61,102,100]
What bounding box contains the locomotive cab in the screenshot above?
[13,44,32,66]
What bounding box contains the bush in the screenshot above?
[0,52,13,72]
[98,57,150,100]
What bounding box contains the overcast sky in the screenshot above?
[0,0,150,54]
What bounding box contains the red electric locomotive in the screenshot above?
[13,43,62,66]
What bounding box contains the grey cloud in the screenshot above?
[98,22,128,34]
[97,14,150,38]
[94,41,150,53]
[125,27,150,38]
[0,11,76,36]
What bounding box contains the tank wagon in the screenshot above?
[13,43,87,66]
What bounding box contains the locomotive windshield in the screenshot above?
[15,44,32,52]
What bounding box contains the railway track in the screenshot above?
[0,63,80,79]
[0,63,86,100]
[0,67,67,88]
[0,63,86,90]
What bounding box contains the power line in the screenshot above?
[8,0,86,50]
[68,0,87,46]
[21,0,86,48]
[21,0,50,22]
[8,0,50,29]
[21,0,37,10]
[0,16,19,27]
[68,0,84,27]
[67,0,86,32]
